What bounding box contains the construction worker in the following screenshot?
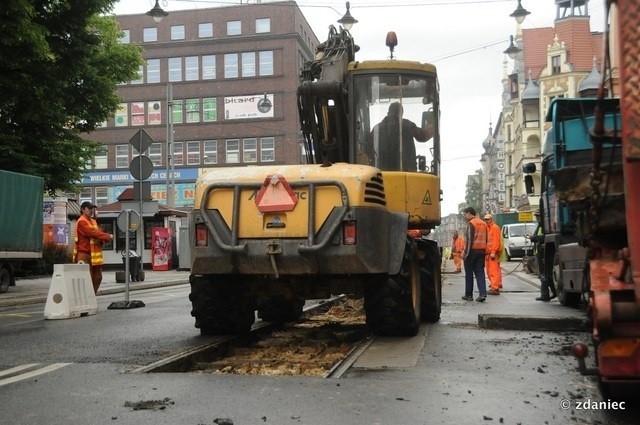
[450,230,465,273]
[484,213,503,295]
[461,207,488,302]
[73,201,113,294]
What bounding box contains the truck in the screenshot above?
[524,98,621,307]
[569,0,640,399]
[188,22,442,336]
[0,170,44,293]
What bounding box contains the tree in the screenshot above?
[465,169,483,214]
[0,0,143,194]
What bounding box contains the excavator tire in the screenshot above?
[553,253,581,307]
[189,275,255,335]
[364,237,421,336]
[417,238,442,322]
[257,295,305,322]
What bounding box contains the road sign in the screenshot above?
[518,211,533,222]
[130,155,154,181]
[117,209,141,232]
[129,129,154,153]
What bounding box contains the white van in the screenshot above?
[501,222,537,260]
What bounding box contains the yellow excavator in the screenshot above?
[189,17,442,337]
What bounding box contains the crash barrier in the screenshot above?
[44,264,97,320]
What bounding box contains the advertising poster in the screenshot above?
[151,227,172,271]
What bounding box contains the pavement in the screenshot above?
[0,259,590,331]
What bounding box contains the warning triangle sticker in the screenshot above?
[255,174,298,212]
[422,191,432,205]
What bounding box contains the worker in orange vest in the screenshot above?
[73,201,113,294]
[462,207,488,302]
[483,213,503,295]
[450,230,465,273]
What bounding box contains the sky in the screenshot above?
[111,0,607,216]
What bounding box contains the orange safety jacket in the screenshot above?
[486,223,502,256]
[73,215,110,266]
[452,236,465,254]
[466,217,488,253]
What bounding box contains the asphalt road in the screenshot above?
[0,262,637,425]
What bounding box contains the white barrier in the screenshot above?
[44,264,97,320]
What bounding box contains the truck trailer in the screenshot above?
[0,170,44,293]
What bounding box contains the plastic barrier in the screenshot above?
[44,264,97,320]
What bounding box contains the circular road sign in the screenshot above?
[117,210,141,232]
[130,155,154,181]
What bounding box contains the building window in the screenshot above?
[185,99,200,123]
[143,27,157,42]
[131,65,143,84]
[171,25,185,40]
[199,22,213,38]
[224,53,238,78]
[168,57,182,82]
[131,102,145,126]
[147,59,160,83]
[202,55,216,79]
[185,56,199,81]
[172,99,183,124]
[147,101,161,125]
[243,138,257,163]
[148,143,162,166]
[203,98,217,122]
[118,30,130,44]
[255,18,270,33]
[95,187,108,206]
[94,147,107,169]
[80,187,92,203]
[187,141,201,165]
[226,139,240,163]
[115,103,128,127]
[259,51,274,76]
[261,137,275,162]
[227,20,241,36]
[172,142,183,166]
[116,145,129,168]
[552,55,561,74]
[204,140,217,164]
[242,52,256,77]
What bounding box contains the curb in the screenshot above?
[478,313,588,332]
[0,279,189,309]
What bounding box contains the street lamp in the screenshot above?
[146,0,168,23]
[510,0,531,24]
[503,35,521,59]
[337,2,358,31]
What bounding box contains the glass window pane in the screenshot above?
[119,30,130,44]
[199,23,213,38]
[187,141,201,165]
[259,51,273,76]
[116,145,129,168]
[242,52,255,77]
[224,53,238,78]
[94,146,107,169]
[131,102,145,126]
[185,99,200,123]
[115,103,128,127]
[168,57,182,82]
[149,143,162,166]
[131,65,143,84]
[185,56,199,81]
[243,138,257,163]
[172,142,183,166]
[261,137,275,162]
[148,101,162,125]
[143,27,157,42]
[226,139,239,163]
[227,20,241,36]
[204,140,217,164]
[171,25,185,40]
[172,99,183,124]
[202,55,216,79]
[255,18,270,33]
[203,98,217,122]
[147,59,160,83]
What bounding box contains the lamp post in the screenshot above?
[146,0,168,23]
[166,82,175,209]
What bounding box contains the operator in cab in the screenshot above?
[369,102,433,171]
